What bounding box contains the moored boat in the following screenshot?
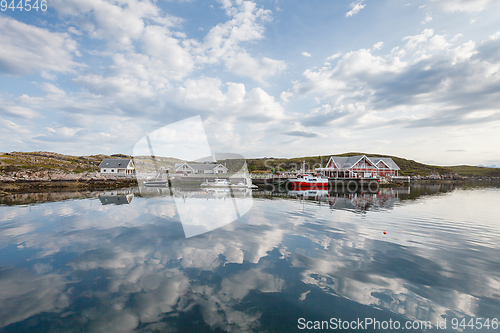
[289,174,328,189]
[201,178,258,188]
[200,178,229,187]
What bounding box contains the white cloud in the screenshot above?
[302,52,312,57]
[0,269,69,328]
[346,0,366,17]
[50,0,283,86]
[195,0,285,83]
[280,91,293,103]
[141,25,195,80]
[373,42,384,50]
[51,0,180,50]
[40,72,58,81]
[0,98,40,119]
[177,77,285,123]
[224,53,286,84]
[422,11,433,24]
[292,29,500,130]
[431,0,492,12]
[0,16,81,75]
[326,52,343,61]
[40,83,66,95]
[67,26,82,35]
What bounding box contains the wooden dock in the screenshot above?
[250,175,409,190]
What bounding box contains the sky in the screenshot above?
[1,0,500,166]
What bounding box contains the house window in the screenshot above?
[103,169,106,172]
[111,169,114,172]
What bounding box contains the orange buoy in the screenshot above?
[383,231,387,235]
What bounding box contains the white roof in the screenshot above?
[174,163,228,171]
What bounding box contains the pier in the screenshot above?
[250,174,410,190]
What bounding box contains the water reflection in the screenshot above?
[285,188,410,212]
[98,189,134,205]
[137,185,254,238]
[0,184,499,332]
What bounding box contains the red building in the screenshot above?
[316,155,400,178]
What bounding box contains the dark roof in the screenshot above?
[98,194,133,205]
[371,157,400,170]
[98,159,132,169]
[328,155,399,170]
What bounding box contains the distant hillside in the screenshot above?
[0,151,116,174]
[1,151,499,179]
[246,152,500,178]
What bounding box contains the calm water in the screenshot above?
[0,183,500,332]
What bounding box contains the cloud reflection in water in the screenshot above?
[0,185,499,331]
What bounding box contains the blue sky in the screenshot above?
[1,0,500,166]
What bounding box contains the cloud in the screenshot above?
[346,0,366,17]
[40,83,66,95]
[0,98,39,119]
[292,29,500,129]
[283,130,319,138]
[51,0,180,50]
[50,0,283,86]
[280,91,293,103]
[0,16,81,75]
[326,53,343,61]
[431,0,492,12]
[422,11,433,24]
[373,42,384,50]
[0,268,69,328]
[223,53,286,84]
[176,77,285,122]
[302,52,312,57]
[196,0,285,83]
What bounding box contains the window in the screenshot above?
[111,169,114,172]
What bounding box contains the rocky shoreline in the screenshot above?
[0,173,138,196]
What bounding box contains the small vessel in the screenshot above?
[201,178,258,188]
[200,178,229,187]
[289,174,328,189]
[143,180,169,187]
[230,178,258,189]
[288,189,328,198]
[288,161,328,189]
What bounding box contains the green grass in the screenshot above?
[0,152,127,175]
[246,152,500,178]
[2,151,498,178]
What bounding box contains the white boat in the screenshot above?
[288,189,328,198]
[201,178,258,188]
[143,180,169,187]
[230,178,258,189]
[200,178,229,187]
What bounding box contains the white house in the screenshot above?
[174,162,228,175]
[98,159,135,176]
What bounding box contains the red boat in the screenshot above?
[289,174,329,189]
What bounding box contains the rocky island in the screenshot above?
[0,151,137,195]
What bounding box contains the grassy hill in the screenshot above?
[0,151,111,174]
[1,151,499,179]
[246,152,500,178]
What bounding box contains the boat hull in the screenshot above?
[289,180,328,190]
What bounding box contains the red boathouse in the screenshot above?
[316,155,400,178]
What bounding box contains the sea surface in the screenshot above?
[0,182,499,332]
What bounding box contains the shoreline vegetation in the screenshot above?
[1,151,499,195]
